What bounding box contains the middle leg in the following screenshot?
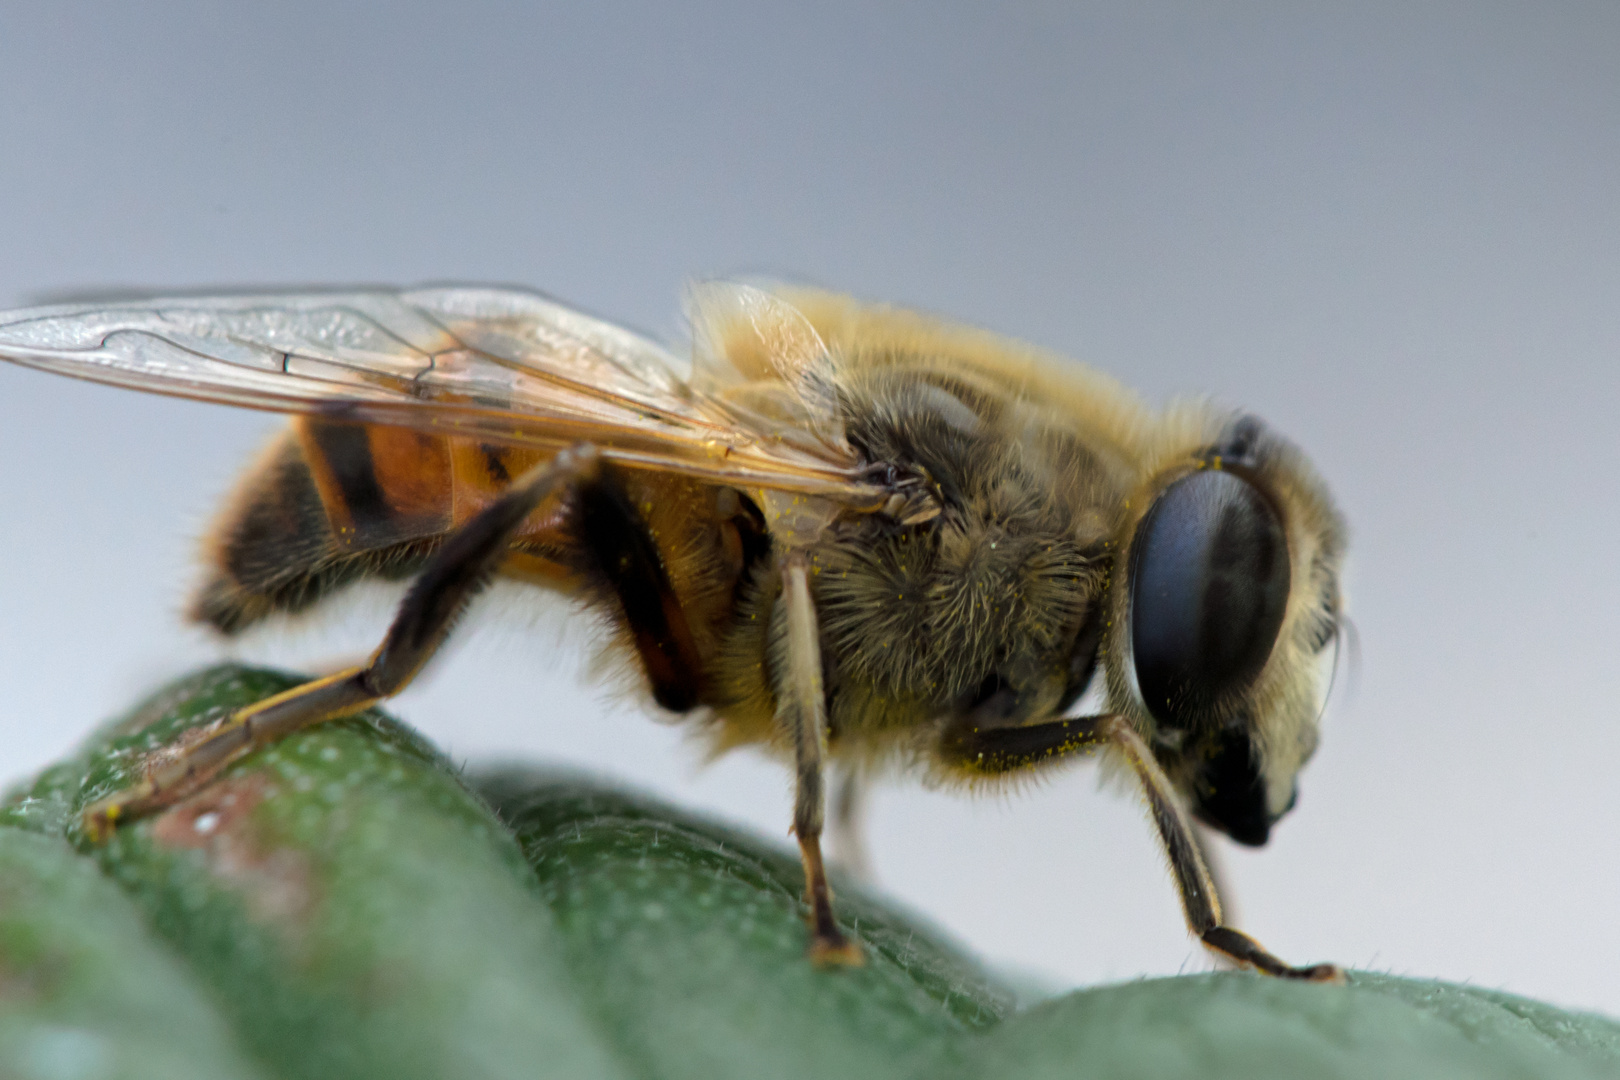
[829,767,874,882]
[775,551,863,966]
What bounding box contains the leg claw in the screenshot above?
[1285,962,1347,984]
[808,934,865,967]
[80,779,162,844]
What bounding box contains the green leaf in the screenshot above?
[4,664,1618,1080]
[5,666,630,1080]
[0,828,269,1080]
[478,766,1013,1080]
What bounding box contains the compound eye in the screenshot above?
[1130,470,1290,727]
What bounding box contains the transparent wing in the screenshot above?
[0,286,882,501]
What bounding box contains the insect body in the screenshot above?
[0,283,1344,979]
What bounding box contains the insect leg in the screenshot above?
[940,715,1343,983]
[575,466,702,712]
[82,444,605,841]
[829,768,874,881]
[1191,821,1240,930]
[777,552,863,966]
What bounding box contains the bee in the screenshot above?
[0,283,1345,979]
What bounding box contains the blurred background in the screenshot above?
[1,2,1617,1015]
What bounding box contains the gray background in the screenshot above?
[2,3,1617,1014]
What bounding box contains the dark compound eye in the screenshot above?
[1129,469,1290,729]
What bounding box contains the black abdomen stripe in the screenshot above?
[307,421,395,541]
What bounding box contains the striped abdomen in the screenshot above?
[191,418,759,665]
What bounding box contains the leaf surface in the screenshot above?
[3,665,1616,1080]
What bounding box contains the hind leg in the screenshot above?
[84,445,604,839]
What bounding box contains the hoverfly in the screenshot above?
[0,283,1344,978]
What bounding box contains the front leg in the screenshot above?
[941,714,1342,982]
[775,552,863,966]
